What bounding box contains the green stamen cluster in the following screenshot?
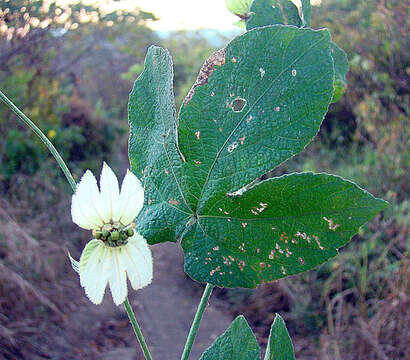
[93,222,134,247]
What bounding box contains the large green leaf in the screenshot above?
[128,26,385,289]
[264,314,295,360]
[128,46,192,244]
[246,0,302,30]
[199,316,260,360]
[182,173,388,287]
[178,25,334,213]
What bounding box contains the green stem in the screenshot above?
[181,283,215,360]
[0,89,76,192]
[124,298,153,360]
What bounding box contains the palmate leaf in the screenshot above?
[128,25,387,289]
[199,316,260,360]
[246,0,348,104]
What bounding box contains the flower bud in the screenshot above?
[127,228,134,237]
[111,231,120,241]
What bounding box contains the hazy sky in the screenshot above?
[101,0,240,31]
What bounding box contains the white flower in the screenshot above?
[70,163,152,306]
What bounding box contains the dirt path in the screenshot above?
[133,242,232,359]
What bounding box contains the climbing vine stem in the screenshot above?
[0,89,76,192]
[181,283,215,360]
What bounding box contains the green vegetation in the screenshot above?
[0,0,407,359]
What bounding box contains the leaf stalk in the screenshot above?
[181,283,214,360]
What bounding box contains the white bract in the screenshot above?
[70,163,152,306]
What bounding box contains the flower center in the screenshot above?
[92,222,135,247]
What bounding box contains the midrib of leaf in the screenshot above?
[147,173,191,215]
[195,32,330,213]
[160,129,193,216]
[152,55,193,216]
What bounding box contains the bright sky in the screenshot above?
[101,0,240,31]
[76,0,321,32]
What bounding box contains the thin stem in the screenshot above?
[0,89,76,192]
[124,298,153,360]
[181,283,214,360]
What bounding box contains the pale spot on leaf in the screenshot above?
[168,198,179,206]
[323,217,340,231]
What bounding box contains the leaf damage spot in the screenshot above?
[251,202,268,215]
[238,260,245,271]
[210,265,221,276]
[230,97,247,112]
[184,48,226,105]
[323,217,340,231]
[168,198,180,206]
[227,141,239,153]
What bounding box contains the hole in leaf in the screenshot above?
[231,97,246,112]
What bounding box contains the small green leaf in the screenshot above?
[331,42,349,103]
[225,0,254,17]
[246,0,302,30]
[183,173,388,287]
[68,251,79,274]
[264,314,295,360]
[301,0,311,28]
[199,315,260,360]
[128,46,192,245]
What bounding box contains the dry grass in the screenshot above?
[0,175,78,359]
